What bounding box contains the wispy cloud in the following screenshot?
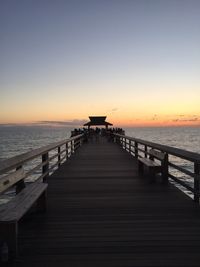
[0,119,88,127]
[172,115,200,123]
[0,123,21,126]
[106,107,119,113]
[36,119,87,126]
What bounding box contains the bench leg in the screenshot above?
[36,190,47,213]
[0,222,18,259]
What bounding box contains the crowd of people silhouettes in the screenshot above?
[70,127,125,143]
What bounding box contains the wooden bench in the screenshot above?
[0,168,48,260]
[138,149,167,183]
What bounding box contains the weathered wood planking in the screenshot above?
[15,137,200,266]
[0,182,48,258]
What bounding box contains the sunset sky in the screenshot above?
[1,0,200,127]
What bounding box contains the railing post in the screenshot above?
[194,162,200,203]
[73,140,75,153]
[78,137,81,148]
[129,140,131,154]
[16,165,25,194]
[66,142,69,158]
[117,136,120,145]
[145,145,147,158]
[70,140,72,155]
[135,141,138,159]
[42,152,49,182]
[71,140,74,154]
[120,136,122,146]
[162,153,169,184]
[58,146,61,167]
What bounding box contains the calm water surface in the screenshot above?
[0,125,199,160]
[125,126,200,153]
[0,126,73,161]
[0,125,199,202]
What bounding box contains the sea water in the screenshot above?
[0,125,199,201]
[125,126,200,153]
[0,126,73,161]
[0,126,199,161]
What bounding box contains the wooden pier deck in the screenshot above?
[16,138,200,266]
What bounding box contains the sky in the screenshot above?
[0,0,200,127]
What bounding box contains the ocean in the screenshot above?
[0,125,199,161]
[0,126,74,161]
[0,125,199,201]
[125,126,200,153]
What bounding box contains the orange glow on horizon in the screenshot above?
[113,120,200,128]
[109,113,200,127]
[1,116,199,128]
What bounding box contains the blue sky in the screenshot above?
[1,0,200,126]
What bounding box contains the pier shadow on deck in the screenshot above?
[17,137,200,267]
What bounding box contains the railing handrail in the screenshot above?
[0,134,84,174]
[114,133,200,163]
[113,132,200,203]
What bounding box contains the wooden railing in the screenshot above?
[113,133,200,203]
[0,134,84,196]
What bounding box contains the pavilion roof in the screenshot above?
[83,116,113,127]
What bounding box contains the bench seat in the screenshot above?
[138,158,162,182]
[138,158,161,168]
[138,149,167,183]
[0,182,47,258]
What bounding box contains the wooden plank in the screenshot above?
[12,137,200,266]
[0,183,48,221]
[149,149,166,160]
[138,158,160,167]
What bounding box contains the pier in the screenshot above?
[1,130,200,266]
